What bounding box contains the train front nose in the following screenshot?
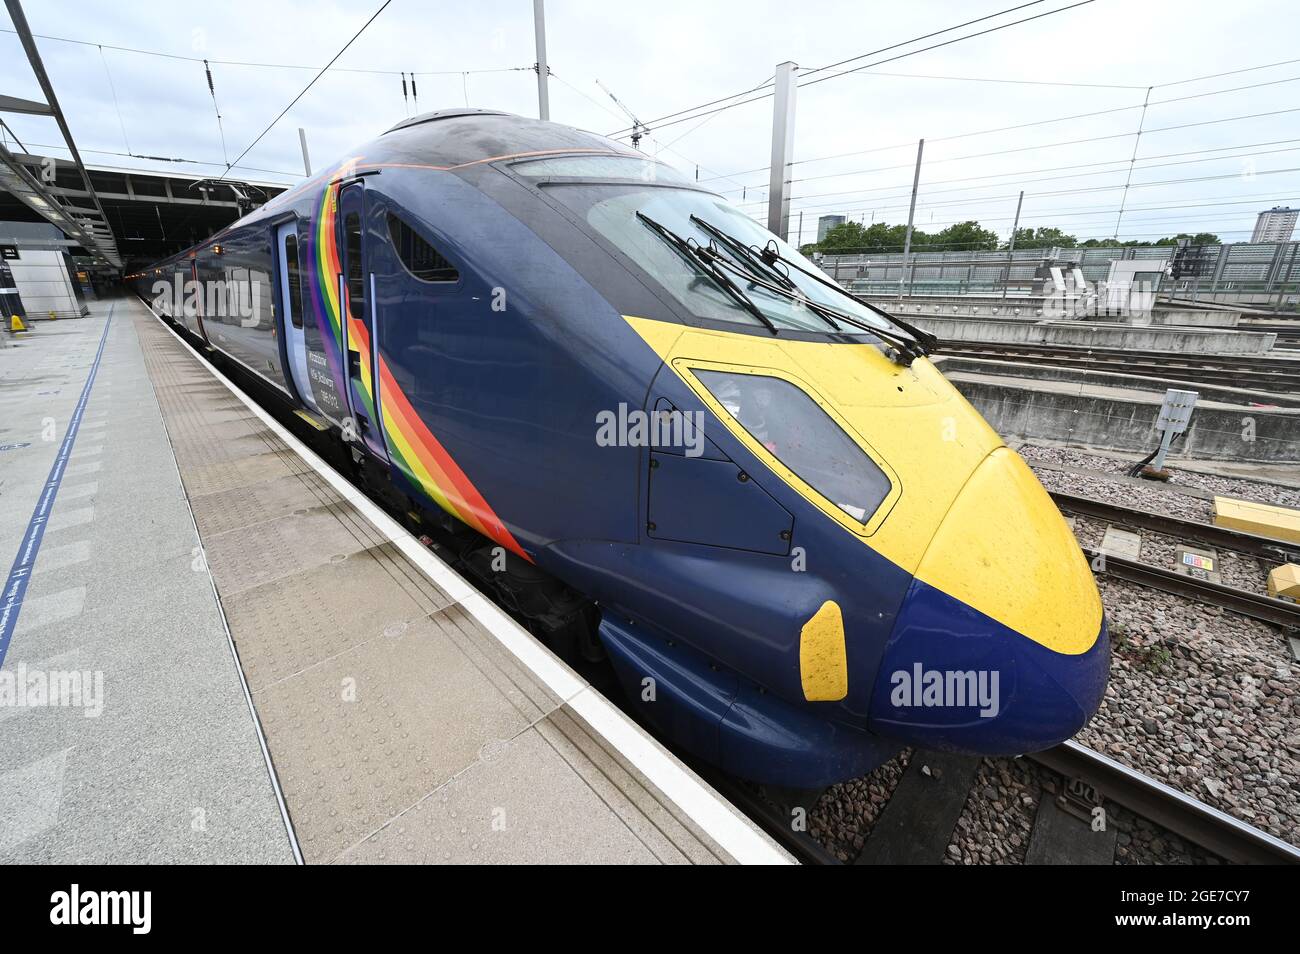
[867,447,1110,753]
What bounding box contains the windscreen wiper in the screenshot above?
[676,220,923,362]
[753,237,939,355]
[701,251,928,364]
[636,212,780,335]
[689,214,841,333]
[689,215,797,292]
[686,215,936,357]
[697,240,844,334]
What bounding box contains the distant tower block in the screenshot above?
[1251,206,1298,242]
[817,214,846,243]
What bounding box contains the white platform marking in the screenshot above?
[0,748,70,851]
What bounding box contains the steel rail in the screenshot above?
[1081,544,1300,628]
[939,343,1300,391]
[1029,742,1300,865]
[1052,490,1300,561]
[938,338,1300,366]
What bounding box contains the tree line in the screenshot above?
[801,219,1221,256]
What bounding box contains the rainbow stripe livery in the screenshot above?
[377,359,527,559]
[307,161,526,560]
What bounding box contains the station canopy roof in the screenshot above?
[0,152,291,275]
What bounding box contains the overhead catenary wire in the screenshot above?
[708,75,1300,191]
[203,59,230,168]
[752,165,1300,219]
[97,44,131,155]
[719,137,1300,196]
[697,61,1300,187]
[547,67,755,190]
[607,0,1100,139]
[798,0,1051,80]
[799,0,1098,92]
[20,139,305,179]
[804,68,1147,91]
[609,0,1065,136]
[0,26,531,76]
[778,190,1300,243]
[723,106,1300,210]
[217,0,394,183]
[775,182,1300,229]
[731,143,1300,211]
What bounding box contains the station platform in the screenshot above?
[0,297,788,865]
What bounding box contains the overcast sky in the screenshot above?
[3,0,1298,246]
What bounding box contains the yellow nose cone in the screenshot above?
[916,447,1102,655]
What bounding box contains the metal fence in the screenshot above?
[817,241,1300,312]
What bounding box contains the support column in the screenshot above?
[766,61,798,240]
[533,0,550,121]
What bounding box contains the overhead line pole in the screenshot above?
[297,127,312,176]
[899,138,924,300]
[1113,85,1152,241]
[766,61,798,240]
[533,0,550,121]
[1003,189,1024,301]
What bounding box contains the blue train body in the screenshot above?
[130,110,1109,787]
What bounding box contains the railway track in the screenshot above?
[1080,544,1300,629]
[1044,490,1300,629]
[1241,323,1300,345]
[719,741,1300,865]
[1031,742,1300,865]
[1050,490,1300,562]
[938,340,1300,394]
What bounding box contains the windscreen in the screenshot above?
[540,180,893,336]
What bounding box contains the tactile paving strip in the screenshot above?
[132,303,744,865]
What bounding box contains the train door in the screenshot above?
[187,259,207,340]
[275,221,318,412]
[337,182,390,463]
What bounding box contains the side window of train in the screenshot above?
[284,233,304,329]
[388,212,459,283]
[249,269,273,329]
[344,212,366,321]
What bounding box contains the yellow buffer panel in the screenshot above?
[1214,497,1300,544]
[800,601,849,701]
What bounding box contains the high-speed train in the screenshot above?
[129,109,1108,787]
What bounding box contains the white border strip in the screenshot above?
[140,298,791,866]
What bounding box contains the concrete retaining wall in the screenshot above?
[952,378,1300,462]
[910,315,1277,354]
[1149,307,1241,328]
[935,357,1300,408]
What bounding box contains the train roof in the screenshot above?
[378,109,635,169]
[132,110,639,275]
